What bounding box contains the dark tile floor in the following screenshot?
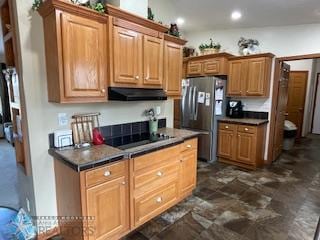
[124,135,320,240]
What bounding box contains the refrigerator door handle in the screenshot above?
[189,86,194,120]
[192,86,197,120]
[194,86,199,120]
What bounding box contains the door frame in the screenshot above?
[311,73,320,133]
[267,53,320,164]
[287,70,309,138]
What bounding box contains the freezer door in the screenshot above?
[197,131,213,161]
[189,77,215,131]
[181,80,193,128]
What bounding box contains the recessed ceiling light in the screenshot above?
[231,11,242,21]
[176,17,185,26]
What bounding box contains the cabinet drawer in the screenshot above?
[134,162,179,195]
[134,182,178,226]
[181,138,198,152]
[187,61,203,75]
[134,145,180,172]
[203,59,220,74]
[85,161,126,188]
[237,125,257,134]
[219,123,236,131]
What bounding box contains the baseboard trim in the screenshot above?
[37,226,60,240]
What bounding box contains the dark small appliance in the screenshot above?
[226,100,244,118]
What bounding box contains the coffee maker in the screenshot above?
[226,100,244,118]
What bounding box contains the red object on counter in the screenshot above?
[92,128,105,145]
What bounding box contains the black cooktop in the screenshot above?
[106,133,173,150]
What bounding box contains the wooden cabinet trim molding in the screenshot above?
[38,0,108,22]
[164,34,187,45]
[106,4,169,33]
[229,53,275,60]
[184,52,234,62]
[113,17,161,38]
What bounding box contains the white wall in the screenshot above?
[284,59,314,137]
[15,0,173,228]
[107,0,148,18]
[148,0,177,26]
[185,23,320,159]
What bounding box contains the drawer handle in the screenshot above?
[156,171,163,177]
[245,128,249,131]
[225,126,229,129]
[156,197,163,203]
[187,144,192,148]
[135,76,139,80]
[104,171,111,177]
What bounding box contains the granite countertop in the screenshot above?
[218,117,269,126]
[49,128,200,172]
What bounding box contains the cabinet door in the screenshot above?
[164,41,183,96]
[61,13,107,99]
[218,129,235,159]
[143,35,163,86]
[187,61,202,76]
[228,60,247,96]
[246,57,267,96]
[86,176,129,240]
[236,132,256,164]
[180,150,197,196]
[113,26,142,86]
[203,59,221,75]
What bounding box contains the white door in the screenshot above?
[312,74,320,134]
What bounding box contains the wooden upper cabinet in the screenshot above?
[143,35,164,86]
[185,53,232,77]
[61,13,107,99]
[38,2,108,103]
[164,41,183,97]
[228,60,246,96]
[187,61,202,76]
[112,26,142,86]
[246,57,268,96]
[227,53,274,97]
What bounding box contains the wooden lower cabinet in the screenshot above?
[218,122,266,169]
[54,138,198,240]
[86,176,129,240]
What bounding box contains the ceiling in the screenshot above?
[171,0,320,32]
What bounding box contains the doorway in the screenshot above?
[268,54,320,163]
[286,71,308,138]
[312,73,320,134]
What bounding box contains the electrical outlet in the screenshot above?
[26,198,31,212]
[156,106,161,115]
[58,113,68,126]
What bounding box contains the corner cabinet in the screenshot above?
[218,122,266,169]
[39,2,108,103]
[227,53,274,97]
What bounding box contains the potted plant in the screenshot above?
[144,108,158,134]
[199,38,221,55]
[238,37,260,55]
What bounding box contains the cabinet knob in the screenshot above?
[238,135,241,137]
[156,197,163,203]
[156,171,163,177]
[104,170,111,177]
[121,182,126,185]
[101,89,106,93]
[245,128,249,131]
[135,76,139,80]
[187,144,192,148]
[145,77,149,81]
[225,126,229,129]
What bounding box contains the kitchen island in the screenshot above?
[49,128,199,240]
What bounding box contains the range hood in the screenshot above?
[108,87,167,101]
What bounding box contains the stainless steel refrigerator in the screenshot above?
[181,76,227,162]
